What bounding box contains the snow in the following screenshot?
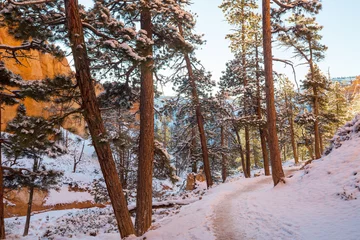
[44,186,94,206]
[4,119,360,239]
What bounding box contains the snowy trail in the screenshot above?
[213,170,298,240]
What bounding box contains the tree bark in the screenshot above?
[319,131,324,154]
[191,127,197,173]
[253,137,258,168]
[255,36,270,176]
[309,43,321,159]
[234,125,249,178]
[163,117,167,149]
[262,0,285,186]
[289,114,299,164]
[135,3,155,235]
[23,158,39,236]
[73,141,84,173]
[240,0,251,177]
[0,104,5,240]
[283,144,286,161]
[64,0,135,237]
[305,138,315,160]
[23,185,34,236]
[285,92,299,164]
[259,129,270,174]
[221,126,227,183]
[312,84,321,159]
[178,24,213,188]
[245,128,251,176]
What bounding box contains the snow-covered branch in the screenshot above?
[8,0,55,5]
[272,0,296,9]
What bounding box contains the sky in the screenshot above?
[79,0,360,95]
[189,0,360,89]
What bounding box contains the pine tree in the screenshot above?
[64,0,136,236]
[220,0,268,177]
[277,14,327,159]
[299,65,329,155]
[277,77,299,164]
[262,0,283,185]
[4,104,64,236]
[177,23,213,188]
[324,81,350,136]
[104,0,199,233]
[260,0,321,185]
[0,61,74,239]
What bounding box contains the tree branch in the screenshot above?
[8,0,55,5]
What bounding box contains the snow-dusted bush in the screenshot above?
[325,114,360,155]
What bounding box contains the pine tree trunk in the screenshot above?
[163,118,167,149]
[23,158,39,237]
[309,50,321,159]
[283,144,286,161]
[319,131,324,154]
[285,92,299,164]
[245,128,251,177]
[240,0,251,178]
[0,105,5,240]
[262,0,285,186]
[253,137,258,168]
[255,38,270,175]
[259,129,270,174]
[221,126,227,183]
[64,0,135,237]
[23,185,34,236]
[313,84,321,159]
[135,3,155,235]
[191,127,197,173]
[289,116,299,164]
[305,139,315,160]
[234,126,249,178]
[178,24,213,188]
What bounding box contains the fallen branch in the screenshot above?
[128,199,198,214]
[300,159,313,170]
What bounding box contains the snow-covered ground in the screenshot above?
[4,117,360,239]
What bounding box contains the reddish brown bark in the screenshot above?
[64,0,135,237]
[163,118,167,149]
[191,127,197,173]
[309,43,321,159]
[255,35,270,176]
[23,184,35,236]
[221,126,227,183]
[259,129,270,174]
[313,83,321,159]
[240,0,251,177]
[262,0,285,186]
[245,128,251,176]
[285,92,299,164]
[135,3,155,236]
[234,126,249,178]
[0,105,5,240]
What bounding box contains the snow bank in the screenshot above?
[44,186,94,206]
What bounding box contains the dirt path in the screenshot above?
[212,170,298,240]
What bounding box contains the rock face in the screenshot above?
[0,28,86,135]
